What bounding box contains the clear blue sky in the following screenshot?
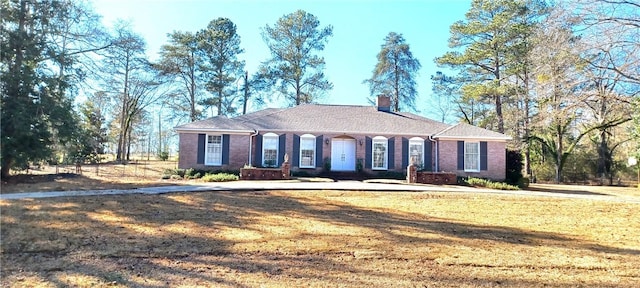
[91,0,470,119]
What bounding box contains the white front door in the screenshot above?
[331,139,356,171]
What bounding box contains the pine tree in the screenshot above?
[365,32,421,112]
[1,0,106,177]
[198,18,245,116]
[258,10,333,106]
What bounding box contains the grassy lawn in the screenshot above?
[1,190,638,287]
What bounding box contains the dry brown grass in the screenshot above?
[1,190,638,287]
[1,161,179,193]
[528,183,640,198]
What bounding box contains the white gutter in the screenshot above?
[428,134,439,172]
[174,128,255,135]
[248,130,259,166]
[433,135,511,141]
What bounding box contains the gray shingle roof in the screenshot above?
[236,104,451,135]
[174,116,252,131]
[433,123,511,140]
[175,104,509,140]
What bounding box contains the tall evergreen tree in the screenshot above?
[259,10,333,106]
[365,32,421,112]
[156,31,203,122]
[1,0,107,177]
[198,18,245,116]
[435,0,547,134]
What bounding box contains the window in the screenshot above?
[299,134,316,168]
[409,137,424,168]
[205,135,222,166]
[372,136,388,170]
[464,142,480,171]
[262,133,279,167]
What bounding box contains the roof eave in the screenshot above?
[174,127,256,135]
[433,135,512,141]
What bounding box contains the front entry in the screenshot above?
[331,138,356,171]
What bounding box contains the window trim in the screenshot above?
[464,141,480,172]
[262,132,279,167]
[299,134,316,168]
[205,134,223,166]
[372,136,388,170]
[408,137,424,168]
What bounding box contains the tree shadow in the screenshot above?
[526,185,611,196]
[1,190,637,287]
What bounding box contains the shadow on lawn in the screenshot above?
[1,191,638,287]
[526,184,611,196]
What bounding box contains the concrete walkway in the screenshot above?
[1,180,639,203]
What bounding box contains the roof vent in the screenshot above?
[377,95,391,112]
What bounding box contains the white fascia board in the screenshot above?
[174,128,256,135]
[433,135,512,141]
[258,129,438,137]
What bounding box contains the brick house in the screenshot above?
[175,96,511,180]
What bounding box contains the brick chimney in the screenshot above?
[377,95,391,112]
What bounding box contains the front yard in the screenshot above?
[1,190,638,287]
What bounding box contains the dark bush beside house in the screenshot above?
[506,150,527,187]
[370,170,406,180]
[323,157,331,172]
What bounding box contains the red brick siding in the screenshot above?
[179,132,506,180]
[229,135,250,167]
[178,133,249,170]
[178,133,198,169]
[437,140,506,181]
[281,133,404,173]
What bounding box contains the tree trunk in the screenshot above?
[117,54,131,162]
[158,109,162,155]
[555,129,564,183]
[126,129,132,161]
[523,75,532,177]
[494,43,504,134]
[555,162,563,184]
[394,58,400,112]
[242,71,249,115]
[295,79,301,106]
[495,95,504,133]
[1,158,13,178]
[217,89,222,116]
[190,50,197,121]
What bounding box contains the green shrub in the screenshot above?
[465,177,519,190]
[201,173,239,182]
[184,172,203,180]
[292,170,312,177]
[185,168,196,177]
[169,174,183,180]
[158,151,169,161]
[323,157,331,172]
[371,171,406,180]
[163,168,185,177]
